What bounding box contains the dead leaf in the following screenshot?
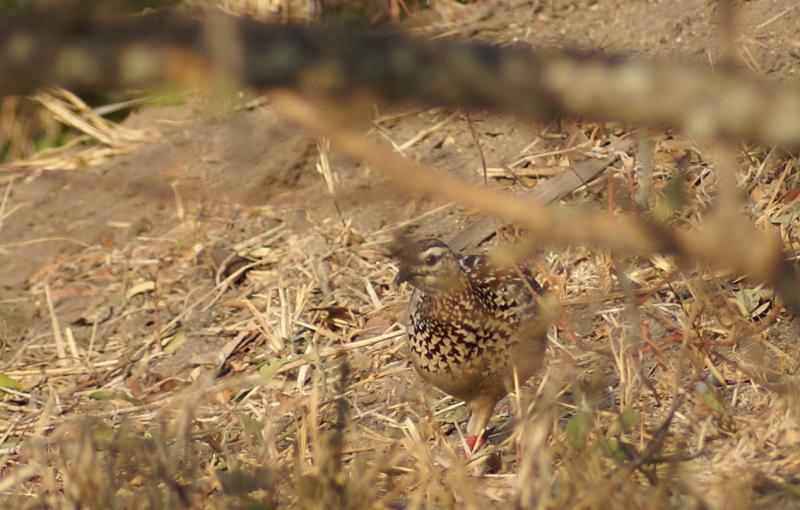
[126,281,155,300]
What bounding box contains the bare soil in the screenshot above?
[2,1,800,508]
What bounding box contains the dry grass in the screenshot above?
[3,2,800,510]
[195,0,428,23]
[1,89,155,175]
[3,96,800,508]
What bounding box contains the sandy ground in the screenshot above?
[2,1,800,508]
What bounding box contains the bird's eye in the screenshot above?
[424,255,437,265]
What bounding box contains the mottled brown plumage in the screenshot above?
[395,238,548,452]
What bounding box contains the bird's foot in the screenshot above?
[466,432,487,454]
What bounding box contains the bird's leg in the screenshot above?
[466,432,487,452]
[465,396,498,454]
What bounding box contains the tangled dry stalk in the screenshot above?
[2,1,800,509]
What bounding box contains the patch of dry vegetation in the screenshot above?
[3,1,800,509]
[4,101,800,507]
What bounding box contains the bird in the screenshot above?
[394,237,549,452]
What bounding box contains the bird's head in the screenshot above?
[394,238,464,295]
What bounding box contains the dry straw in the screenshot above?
[3,2,800,509]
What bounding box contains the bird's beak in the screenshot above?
[394,267,412,286]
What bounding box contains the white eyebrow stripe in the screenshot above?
[420,246,449,258]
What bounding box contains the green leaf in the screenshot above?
[259,359,286,381]
[566,413,589,448]
[0,373,24,395]
[242,413,262,437]
[653,170,687,222]
[162,330,186,355]
[92,425,116,448]
[620,407,637,432]
[89,390,115,400]
[734,289,758,315]
[217,467,276,495]
[602,437,627,462]
[703,393,726,413]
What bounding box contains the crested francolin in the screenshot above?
[395,238,548,452]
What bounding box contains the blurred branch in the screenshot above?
[2,6,800,146]
[448,136,636,253]
[273,92,800,313]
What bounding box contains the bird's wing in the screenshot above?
[459,254,542,311]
